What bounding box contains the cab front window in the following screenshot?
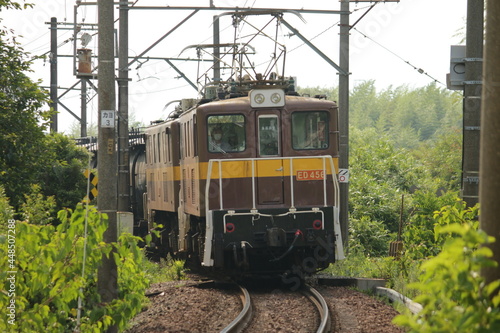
[292,111,329,150]
[207,115,246,153]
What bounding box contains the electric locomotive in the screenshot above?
[142,77,345,275]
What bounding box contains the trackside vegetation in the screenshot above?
[0,201,149,332]
[394,204,500,332]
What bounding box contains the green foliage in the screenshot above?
[19,184,56,225]
[297,86,338,101]
[1,3,88,213]
[0,18,53,208]
[0,204,149,332]
[0,1,33,10]
[143,255,186,284]
[403,194,478,260]
[394,214,500,332]
[327,248,382,278]
[328,247,421,299]
[412,129,463,190]
[349,127,431,233]
[350,80,381,129]
[348,217,392,257]
[0,185,14,235]
[350,81,462,149]
[40,133,90,210]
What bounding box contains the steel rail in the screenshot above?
[302,285,331,333]
[221,284,252,333]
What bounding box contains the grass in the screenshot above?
[143,254,186,284]
[326,250,422,299]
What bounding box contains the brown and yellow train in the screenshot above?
[134,86,345,275]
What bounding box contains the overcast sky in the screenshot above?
[2,0,467,134]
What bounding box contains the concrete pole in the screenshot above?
[50,17,58,132]
[461,0,484,206]
[480,0,500,285]
[213,15,221,84]
[97,0,118,331]
[81,79,87,137]
[338,0,350,249]
[118,0,130,212]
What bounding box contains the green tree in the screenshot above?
[41,133,90,211]
[1,2,90,213]
[0,1,53,208]
[348,82,462,149]
[301,82,463,256]
[350,80,380,129]
[349,127,431,232]
[413,129,463,190]
[297,85,338,101]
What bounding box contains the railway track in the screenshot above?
[221,284,252,333]
[126,277,403,332]
[301,285,331,333]
[221,283,330,333]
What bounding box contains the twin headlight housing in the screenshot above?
[249,89,285,108]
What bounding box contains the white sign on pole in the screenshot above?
[101,110,115,128]
[338,169,349,183]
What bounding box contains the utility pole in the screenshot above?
[480,0,500,285]
[81,80,87,137]
[211,0,221,83]
[118,0,130,212]
[213,15,221,83]
[461,0,484,206]
[50,17,58,132]
[97,0,118,332]
[338,0,350,249]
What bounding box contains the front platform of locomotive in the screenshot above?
[196,83,345,275]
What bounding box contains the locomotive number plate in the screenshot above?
[296,170,325,181]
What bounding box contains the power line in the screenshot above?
[352,27,445,86]
[287,20,340,54]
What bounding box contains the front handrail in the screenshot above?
[206,155,339,212]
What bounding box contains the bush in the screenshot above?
[0,204,149,332]
[349,216,392,257]
[403,193,477,260]
[0,185,14,235]
[394,207,500,332]
[19,184,56,225]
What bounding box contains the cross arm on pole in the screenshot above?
[164,59,198,91]
[279,18,348,76]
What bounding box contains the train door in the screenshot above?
[256,113,284,204]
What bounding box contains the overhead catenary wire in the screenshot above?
[352,27,445,86]
[286,4,374,54]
